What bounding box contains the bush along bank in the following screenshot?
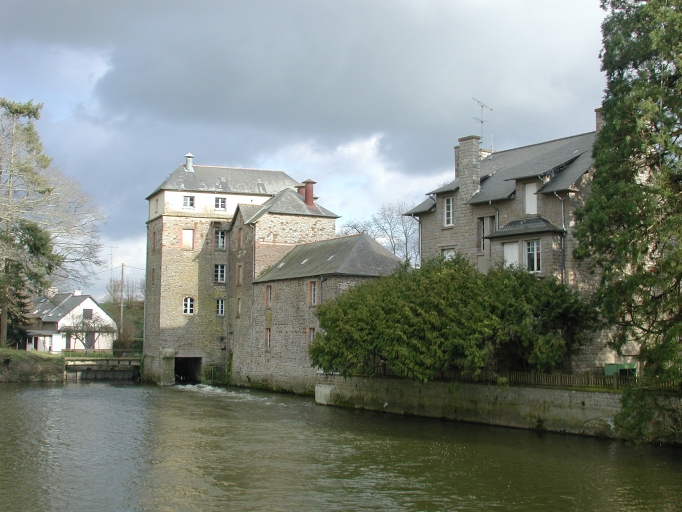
[0,348,64,382]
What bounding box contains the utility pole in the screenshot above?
[119,263,124,340]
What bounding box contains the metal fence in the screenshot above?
[375,365,680,392]
[62,349,142,359]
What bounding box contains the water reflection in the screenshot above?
[0,382,680,511]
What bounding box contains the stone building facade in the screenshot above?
[406,110,634,373]
[230,234,401,394]
[144,154,301,384]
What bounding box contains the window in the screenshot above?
[308,280,318,305]
[183,297,195,314]
[215,264,226,283]
[265,328,272,350]
[525,183,537,215]
[182,229,194,250]
[155,198,159,213]
[237,298,242,318]
[215,197,226,210]
[442,248,456,260]
[477,216,495,251]
[503,242,519,267]
[151,268,155,285]
[236,264,243,286]
[525,240,541,273]
[308,327,316,344]
[214,230,226,250]
[83,309,93,320]
[216,298,224,316]
[152,231,156,251]
[237,228,243,249]
[183,195,195,208]
[265,285,273,307]
[444,197,454,226]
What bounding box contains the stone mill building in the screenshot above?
[144,154,401,386]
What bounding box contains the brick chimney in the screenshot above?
[302,179,316,207]
[296,183,306,196]
[184,153,194,172]
[595,108,605,132]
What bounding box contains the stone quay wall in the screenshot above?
[316,377,624,438]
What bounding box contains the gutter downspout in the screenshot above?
[225,222,231,375]
[554,191,566,284]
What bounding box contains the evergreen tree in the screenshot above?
[574,0,682,440]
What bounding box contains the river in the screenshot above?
[0,382,680,511]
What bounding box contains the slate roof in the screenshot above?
[147,164,300,199]
[416,131,596,210]
[486,216,564,239]
[404,197,436,215]
[28,292,103,324]
[467,131,596,204]
[254,234,402,283]
[236,187,338,226]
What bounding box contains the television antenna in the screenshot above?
[472,98,492,140]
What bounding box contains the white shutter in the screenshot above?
[503,242,519,267]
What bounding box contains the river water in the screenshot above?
[0,382,680,511]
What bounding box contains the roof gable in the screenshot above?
[255,234,401,282]
[234,187,338,227]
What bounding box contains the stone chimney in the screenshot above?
[302,179,316,207]
[455,135,481,180]
[184,153,195,172]
[45,287,58,299]
[595,108,605,132]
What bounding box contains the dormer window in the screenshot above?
[215,197,226,210]
[525,183,537,215]
[183,196,195,208]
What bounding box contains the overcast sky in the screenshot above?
[0,0,606,299]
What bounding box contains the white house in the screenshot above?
[20,290,117,352]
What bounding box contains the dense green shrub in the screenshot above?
[310,256,596,382]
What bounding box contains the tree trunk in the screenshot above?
[0,295,8,347]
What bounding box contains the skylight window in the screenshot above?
[300,259,309,265]
[327,255,335,261]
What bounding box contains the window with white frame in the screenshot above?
[308,280,318,305]
[525,240,541,273]
[182,229,194,250]
[183,195,195,208]
[265,285,273,307]
[214,230,226,250]
[525,183,537,215]
[265,328,272,350]
[215,197,226,210]
[216,298,224,316]
[503,242,519,267]
[477,216,495,252]
[214,264,226,283]
[183,297,195,314]
[442,248,456,260]
[444,197,454,226]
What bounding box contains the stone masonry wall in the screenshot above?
[316,377,624,439]
[230,276,373,394]
[143,214,228,383]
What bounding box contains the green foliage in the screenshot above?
[573,1,682,441]
[310,257,595,382]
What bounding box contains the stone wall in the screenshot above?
[230,276,372,394]
[316,377,624,438]
[143,213,229,383]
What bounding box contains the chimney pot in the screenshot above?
[184,153,195,172]
[302,179,316,207]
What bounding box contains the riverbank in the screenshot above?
[315,376,682,444]
[0,348,64,382]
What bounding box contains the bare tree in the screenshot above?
[59,311,116,350]
[338,200,419,265]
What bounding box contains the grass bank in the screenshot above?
[0,348,64,382]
